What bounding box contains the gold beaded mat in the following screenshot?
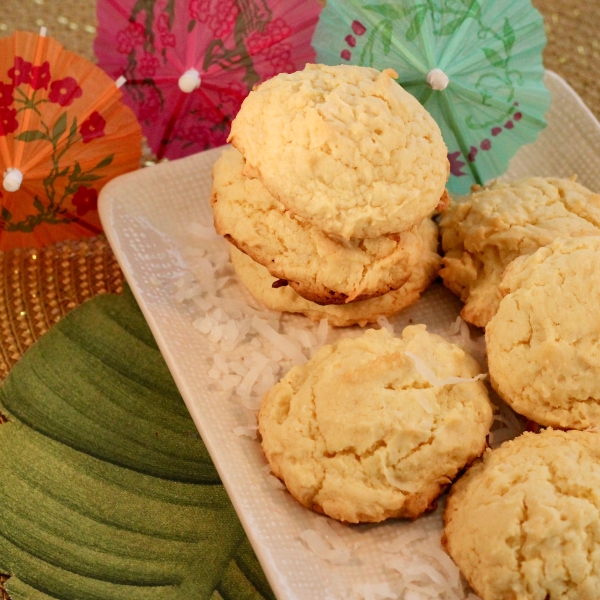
[0,237,124,380]
[0,0,599,595]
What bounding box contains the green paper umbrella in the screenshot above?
[313,0,551,195]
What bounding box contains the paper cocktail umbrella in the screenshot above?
[95,0,322,160]
[313,0,551,195]
[0,29,142,250]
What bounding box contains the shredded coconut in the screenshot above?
[315,318,329,350]
[189,221,220,239]
[377,315,395,334]
[299,528,352,565]
[379,530,428,553]
[175,218,485,598]
[350,581,398,600]
[405,352,487,387]
[233,425,258,439]
[251,316,306,364]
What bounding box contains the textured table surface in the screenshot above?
[0,0,599,597]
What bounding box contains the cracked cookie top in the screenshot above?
[212,147,426,305]
[444,429,600,600]
[439,177,600,328]
[487,235,600,429]
[228,64,448,240]
[258,326,492,523]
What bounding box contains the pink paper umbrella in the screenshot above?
[94,0,322,160]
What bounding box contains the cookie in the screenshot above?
[229,64,448,240]
[486,236,600,429]
[212,147,424,304]
[258,326,492,523]
[230,218,441,327]
[444,429,600,600]
[439,177,600,327]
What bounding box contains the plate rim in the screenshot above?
[98,69,600,599]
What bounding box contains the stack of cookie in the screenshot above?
[211,64,449,327]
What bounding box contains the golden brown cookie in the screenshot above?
[439,177,600,327]
[229,64,448,239]
[487,236,600,429]
[212,147,424,304]
[444,429,600,600]
[259,326,492,523]
[230,218,440,327]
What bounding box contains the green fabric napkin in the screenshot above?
[0,286,274,600]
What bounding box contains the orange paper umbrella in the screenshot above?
[0,29,142,250]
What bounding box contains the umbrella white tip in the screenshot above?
[3,168,23,193]
[39,26,47,37]
[178,69,201,93]
[427,68,449,91]
[115,75,127,89]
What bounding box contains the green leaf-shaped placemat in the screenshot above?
[0,287,274,600]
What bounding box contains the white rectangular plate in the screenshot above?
[99,71,600,600]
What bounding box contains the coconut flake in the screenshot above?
[299,519,351,565]
[395,560,446,587]
[405,352,487,387]
[193,295,213,311]
[189,221,220,240]
[288,326,317,350]
[416,541,462,590]
[208,324,223,343]
[488,428,515,447]
[379,530,428,553]
[377,316,395,334]
[351,581,398,600]
[221,374,242,391]
[236,353,270,398]
[233,425,258,438]
[251,316,306,364]
[415,390,435,414]
[313,518,350,552]
[315,318,329,349]
[193,316,214,334]
[381,463,421,493]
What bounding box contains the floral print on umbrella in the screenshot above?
[0,57,115,235]
[95,0,321,160]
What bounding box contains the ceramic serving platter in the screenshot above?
[99,71,600,599]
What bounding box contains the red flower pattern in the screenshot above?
[72,186,98,216]
[116,22,146,54]
[8,57,32,86]
[189,0,238,38]
[265,44,295,75]
[0,107,18,136]
[0,82,14,107]
[245,18,292,56]
[217,82,245,115]
[49,77,83,107]
[30,61,51,90]
[138,87,161,122]
[139,53,160,77]
[80,111,106,143]
[181,123,225,148]
[160,30,176,48]
[156,14,176,48]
